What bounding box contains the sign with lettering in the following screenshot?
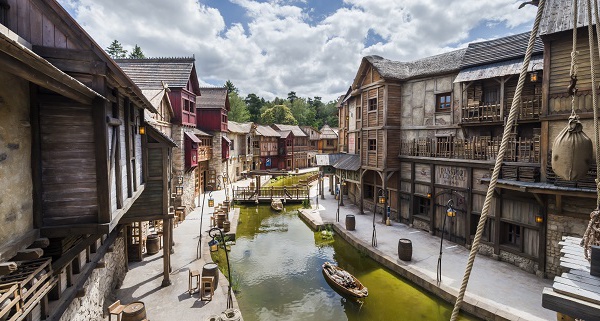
[435,166,467,188]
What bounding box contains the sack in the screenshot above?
[551,116,594,181]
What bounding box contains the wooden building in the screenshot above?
[0,1,175,320]
[254,125,280,170]
[117,57,202,212]
[227,121,255,181]
[300,125,320,167]
[317,125,338,154]
[271,124,309,170]
[196,87,230,187]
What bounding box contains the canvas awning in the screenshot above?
[222,136,231,144]
[454,56,543,83]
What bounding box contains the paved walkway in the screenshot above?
[113,180,247,321]
[304,177,555,321]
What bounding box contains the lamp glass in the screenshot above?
[535,215,543,223]
[208,198,215,208]
[447,208,456,217]
[208,239,219,252]
[176,186,183,196]
[378,196,385,204]
[530,72,538,82]
[139,126,146,135]
[427,193,431,198]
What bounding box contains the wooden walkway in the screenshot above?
[542,236,600,321]
[233,186,309,203]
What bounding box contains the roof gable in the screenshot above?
[461,32,543,68]
[115,57,200,94]
[540,0,593,36]
[196,87,229,110]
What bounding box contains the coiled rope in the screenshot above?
[449,1,546,319]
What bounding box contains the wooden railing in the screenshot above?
[198,146,212,162]
[233,186,309,202]
[461,95,541,123]
[400,135,541,163]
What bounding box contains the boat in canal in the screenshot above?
[322,262,368,298]
[271,199,283,211]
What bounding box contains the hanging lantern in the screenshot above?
[208,239,219,252]
[447,207,456,217]
[175,186,183,196]
[378,196,386,204]
[535,215,543,223]
[551,115,593,181]
[138,126,146,135]
[208,197,215,208]
[529,71,538,82]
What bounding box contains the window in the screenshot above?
[415,196,430,218]
[436,93,452,112]
[483,87,500,105]
[368,139,376,151]
[356,107,362,120]
[230,140,235,150]
[253,141,259,148]
[286,139,293,147]
[368,98,377,111]
[357,137,361,153]
[287,159,292,168]
[504,223,521,246]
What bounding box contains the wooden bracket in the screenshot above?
[11,248,43,261]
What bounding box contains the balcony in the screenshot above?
[461,95,541,123]
[198,146,212,162]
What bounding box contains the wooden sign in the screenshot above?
[435,166,467,188]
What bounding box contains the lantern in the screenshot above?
[378,196,386,204]
[447,207,456,217]
[175,186,183,197]
[535,215,543,223]
[529,71,538,82]
[208,239,219,252]
[208,197,215,208]
[138,126,146,135]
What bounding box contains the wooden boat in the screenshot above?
[271,199,283,211]
[322,262,368,298]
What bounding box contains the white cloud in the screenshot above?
[57,0,536,102]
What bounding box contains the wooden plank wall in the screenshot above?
[40,98,97,226]
[387,85,402,126]
[5,0,82,49]
[127,146,164,217]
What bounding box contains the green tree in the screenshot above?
[287,91,298,103]
[228,92,250,122]
[106,40,127,59]
[245,93,264,123]
[128,45,145,59]
[224,80,239,95]
[261,104,297,125]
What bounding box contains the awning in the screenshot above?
[222,136,231,144]
[333,154,361,171]
[184,131,200,143]
[454,56,543,83]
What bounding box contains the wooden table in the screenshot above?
[542,236,600,321]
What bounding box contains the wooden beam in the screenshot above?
[0,262,17,275]
[106,116,122,127]
[29,238,50,249]
[93,91,111,224]
[30,84,43,230]
[0,229,39,262]
[11,248,43,261]
[51,235,99,274]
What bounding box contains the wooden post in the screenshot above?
[161,218,172,287]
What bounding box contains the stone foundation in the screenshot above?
[546,213,588,278]
[412,218,430,232]
[478,244,539,275]
[59,234,127,321]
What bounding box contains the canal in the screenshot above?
[218,205,476,321]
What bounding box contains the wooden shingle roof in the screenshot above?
[461,32,543,68]
[115,58,199,92]
[272,124,307,137]
[196,87,229,110]
[255,125,280,137]
[319,125,338,139]
[540,0,593,36]
[228,121,253,134]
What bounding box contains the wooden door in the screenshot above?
[434,190,467,245]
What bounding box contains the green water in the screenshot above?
[263,172,317,187]
[223,205,477,321]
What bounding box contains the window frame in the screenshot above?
[414,196,430,220]
[356,106,362,120]
[368,98,377,112]
[368,139,376,152]
[435,92,452,113]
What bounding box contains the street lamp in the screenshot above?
[208,227,233,309]
[437,198,455,285]
[320,172,325,200]
[196,187,213,260]
[336,178,347,223]
[372,189,386,247]
[339,176,346,206]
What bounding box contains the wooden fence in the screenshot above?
[233,186,309,203]
[461,95,541,123]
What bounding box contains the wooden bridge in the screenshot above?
[233,186,310,203]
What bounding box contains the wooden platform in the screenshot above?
[542,236,600,321]
[233,186,309,203]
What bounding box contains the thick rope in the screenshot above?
[571,0,579,117]
[588,0,600,208]
[582,210,600,259]
[449,1,546,319]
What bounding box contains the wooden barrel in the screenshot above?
[221,308,242,321]
[223,221,231,233]
[398,239,412,261]
[216,213,226,228]
[122,302,146,321]
[345,215,355,231]
[146,234,160,255]
[203,263,219,288]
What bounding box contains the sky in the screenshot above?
[57,0,537,102]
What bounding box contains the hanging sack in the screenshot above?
[551,115,594,181]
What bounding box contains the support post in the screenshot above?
[161,218,171,287]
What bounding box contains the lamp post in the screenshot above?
[196,187,214,260]
[372,189,386,247]
[437,199,455,285]
[320,171,325,200]
[339,176,346,206]
[208,227,233,309]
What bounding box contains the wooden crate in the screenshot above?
[502,165,518,181]
[0,258,55,321]
[0,283,22,321]
[519,167,540,182]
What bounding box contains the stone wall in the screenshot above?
[59,235,127,321]
[478,244,540,275]
[546,213,588,278]
[0,71,33,251]
[171,126,198,211]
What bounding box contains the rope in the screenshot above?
[449,1,546,319]
[570,0,580,116]
[582,210,600,259]
[587,0,600,208]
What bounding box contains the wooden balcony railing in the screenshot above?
[400,135,541,163]
[461,95,541,123]
[198,146,212,162]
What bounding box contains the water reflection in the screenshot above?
[227,205,476,321]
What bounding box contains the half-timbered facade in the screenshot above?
[301,126,320,167]
[254,125,280,170]
[318,125,338,154]
[227,121,255,181]
[271,124,309,170]
[0,1,175,320]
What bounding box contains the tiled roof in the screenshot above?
[461,32,543,68]
[228,121,253,134]
[197,87,228,109]
[333,154,361,171]
[319,125,338,139]
[255,125,280,137]
[540,0,592,36]
[147,124,177,147]
[455,55,544,83]
[272,124,307,137]
[115,57,195,90]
